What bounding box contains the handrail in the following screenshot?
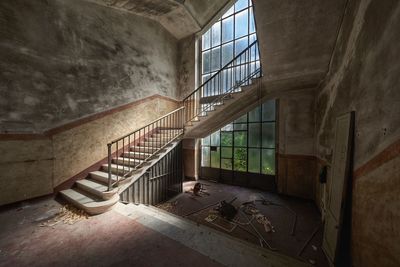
[183,40,259,102]
[200,68,261,116]
[106,106,185,190]
[108,106,185,145]
[182,40,261,124]
[106,40,261,192]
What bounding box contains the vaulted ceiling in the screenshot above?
[86,0,231,39]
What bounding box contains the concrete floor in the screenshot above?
[0,197,223,267]
[0,195,309,267]
[157,180,328,267]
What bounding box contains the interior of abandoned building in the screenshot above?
[0,0,399,266]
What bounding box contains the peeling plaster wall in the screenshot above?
[177,34,196,99]
[277,88,317,200]
[0,139,53,205]
[0,0,179,133]
[0,96,178,206]
[316,0,400,266]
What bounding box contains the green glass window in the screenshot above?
[201,99,277,176]
[234,148,247,171]
[248,148,260,173]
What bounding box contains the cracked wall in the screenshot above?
[0,0,179,133]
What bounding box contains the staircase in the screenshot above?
[183,40,262,138]
[60,109,185,215]
[60,41,262,214]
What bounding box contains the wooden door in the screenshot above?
[322,112,354,265]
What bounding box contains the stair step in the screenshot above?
[141,141,166,147]
[59,188,119,215]
[90,171,120,184]
[122,151,152,160]
[113,157,143,167]
[130,146,158,153]
[76,179,117,200]
[102,163,135,175]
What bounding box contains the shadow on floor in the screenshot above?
[156,180,329,267]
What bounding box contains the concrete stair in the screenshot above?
[60,129,183,215]
[184,77,262,138]
[60,188,119,215]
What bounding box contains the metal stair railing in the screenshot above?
[182,40,261,123]
[106,106,185,191]
[106,41,262,191]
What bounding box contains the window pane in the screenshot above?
[201,146,210,167]
[202,136,210,146]
[249,7,256,33]
[222,5,234,18]
[221,68,233,92]
[250,35,259,61]
[211,48,221,72]
[249,33,257,44]
[221,147,232,158]
[249,105,260,122]
[262,149,275,175]
[221,123,233,131]
[202,74,211,84]
[211,147,220,168]
[211,21,221,47]
[202,29,211,50]
[248,148,260,173]
[262,123,275,148]
[234,123,247,131]
[235,0,248,12]
[234,148,247,171]
[221,159,232,170]
[210,130,220,146]
[235,10,248,39]
[221,132,232,146]
[262,99,276,121]
[235,36,248,56]
[221,42,234,66]
[249,123,260,147]
[203,72,216,96]
[202,50,211,74]
[234,132,247,147]
[235,114,247,123]
[222,17,234,43]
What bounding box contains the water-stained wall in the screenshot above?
[316,0,400,266]
[0,96,179,206]
[177,34,196,99]
[0,0,179,133]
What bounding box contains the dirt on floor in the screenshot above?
[156,180,329,267]
[0,196,223,267]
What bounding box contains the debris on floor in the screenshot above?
[209,216,237,232]
[157,201,178,212]
[39,205,89,227]
[254,214,275,233]
[242,202,259,215]
[204,214,218,223]
[216,198,237,221]
[185,182,210,196]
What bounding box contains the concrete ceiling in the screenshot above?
[253,0,347,88]
[86,0,230,40]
